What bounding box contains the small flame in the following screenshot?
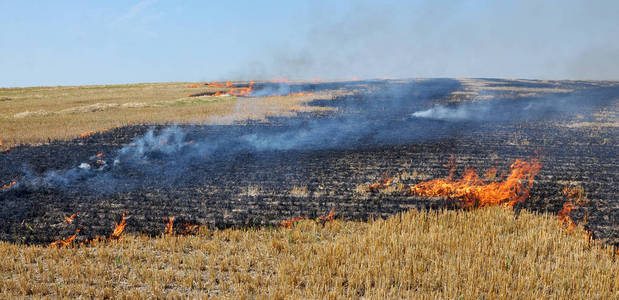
[316,207,336,225]
[79,131,94,138]
[558,186,587,230]
[96,153,103,158]
[179,223,200,235]
[64,213,77,224]
[109,212,128,240]
[287,92,313,97]
[2,177,17,190]
[165,216,175,235]
[228,81,254,96]
[49,229,80,247]
[369,172,393,192]
[278,216,305,228]
[410,158,542,207]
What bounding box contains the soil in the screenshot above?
[0,79,617,246]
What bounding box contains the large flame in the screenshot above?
[109,212,128,240]
[410,158,542,207]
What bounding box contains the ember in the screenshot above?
[410,158,542,207]
[109,212,128,240]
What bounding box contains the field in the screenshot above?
[0,78,617,298]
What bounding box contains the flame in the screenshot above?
[287,92,313,97]
[410,158,542,207]
[369,172,393,192]
[179,223,200,235]
[2,178,17,190]
[64,213,77,224]
[96,153,103,158]
[558,186,587,230]
[49,229,80,247]
[279,207,337,228]
[109,212,128,240]
[207,82,227,88]
[228,81,254,96]
[165,216,175,235]
[278,216,305,228]
[316,207,336,225]
[79,131,94,138]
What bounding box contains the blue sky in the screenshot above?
[1,0,618,87]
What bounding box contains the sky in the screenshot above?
[1,0,618,87]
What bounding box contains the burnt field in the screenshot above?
[0,78,617,246]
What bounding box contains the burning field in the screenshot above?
[0,78,617,297]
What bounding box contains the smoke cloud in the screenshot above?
[231,0,619,81]
[7,79,618,193]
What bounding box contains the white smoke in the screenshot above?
[411,104,490,121]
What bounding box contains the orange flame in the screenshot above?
[410,158,542,207]
[369,172,393,192]
[96,153,103,158]
[558,186,587,230]
[316,207,336,225]
[287,92,313,97]
[79,131,94,138]
[179,223,200,235]
[49,229,80,247]
[207,82,226,88]
[278,216,305,229]
[2,178,17,190]
[228,81,254,96]
[109,212,127,240]
[165,216,175,235]
[64,213,77,224]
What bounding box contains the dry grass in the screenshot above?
[0,82,333,148]
[289,186,309,197]
[0,207,616,298]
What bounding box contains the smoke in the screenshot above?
[411,85,618,122]
[411,104,490,121]
[7,79,617,193]
[230,1,619,81]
